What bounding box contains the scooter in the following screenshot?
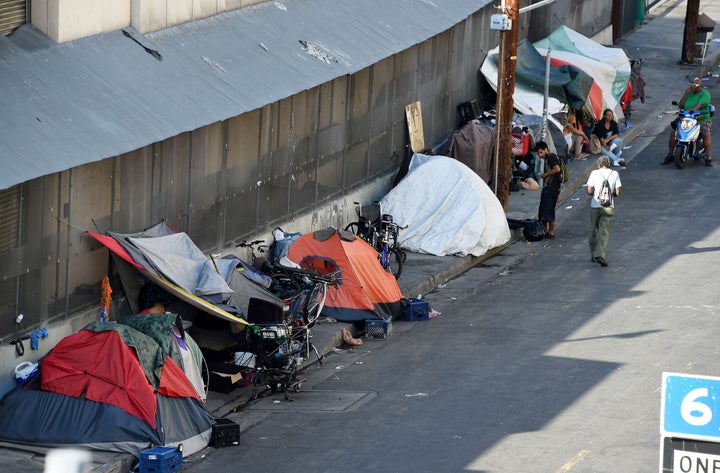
[671,100,714,169]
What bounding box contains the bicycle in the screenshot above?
[236,238,270,269]
[345,202,406,279]
[374,214,405,280]
[237,238,339,326]
[270,265,341,326]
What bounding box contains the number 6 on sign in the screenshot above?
[662,372,720,441]
[681,388,713,426]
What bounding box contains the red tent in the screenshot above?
[288,229,403,322]
[0,324,212,456]
[41,329,198,428]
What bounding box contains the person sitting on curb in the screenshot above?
[662,76,713,166]
[592,109,626,167]
[563,110,590,160]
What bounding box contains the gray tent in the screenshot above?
[90,221,285,326]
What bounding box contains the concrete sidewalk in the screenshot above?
[10,1,720,472]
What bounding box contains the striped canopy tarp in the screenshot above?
[533,26,631,121]
[480,26,631,125]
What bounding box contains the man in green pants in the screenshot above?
[586,156,622,267]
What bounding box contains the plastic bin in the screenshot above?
[365,316,392,339]
[402,298,430,321]
[210,418,240,447]
[139,447,182,473]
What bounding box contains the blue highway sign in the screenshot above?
[662,372,720,442]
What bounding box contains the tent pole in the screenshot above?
[541,47,551,142]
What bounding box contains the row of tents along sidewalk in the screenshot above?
[0,144,519,459]
[0,220,407,462]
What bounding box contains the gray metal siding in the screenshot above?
[0,0,491,191]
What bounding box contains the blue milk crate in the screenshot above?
[139,446,183,473]
[402,298,430,321]
[365,316,392,339]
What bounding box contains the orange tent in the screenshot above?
[288,229,403,322]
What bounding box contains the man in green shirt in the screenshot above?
[663,77,713,166]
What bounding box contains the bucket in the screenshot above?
[14,361,38,384]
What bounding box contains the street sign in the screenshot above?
[661,372,720,442]
[660,437,720,473]
[674,449,720,471]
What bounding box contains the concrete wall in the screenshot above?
[0,305,99,398]
[130,0,234,34]
[527,0,614,43]
[32,0,131,43]
[31,0,269,42]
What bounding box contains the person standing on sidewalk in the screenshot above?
[592,109,626,167]
[662,77,712,166]
[586,156,621,267]
[536,141,561,238]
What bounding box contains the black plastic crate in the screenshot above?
[139,447,182,473]
[210,418,240,447]
[457,99,480,123]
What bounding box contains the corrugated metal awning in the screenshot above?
[0,0,491,190]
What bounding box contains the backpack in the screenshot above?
[588,135,602,154]
[598,172,613,207]
[558,158,570,184]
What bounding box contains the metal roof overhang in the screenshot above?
[0,0,491,191]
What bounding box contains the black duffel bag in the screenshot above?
[507,218,545,242]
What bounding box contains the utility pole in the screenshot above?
[492,0,519,211]
[681,0,700,64]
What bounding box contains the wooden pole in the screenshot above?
[681,0,700,64]
[493,0,519,211]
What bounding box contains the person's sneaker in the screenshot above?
[618,160,626,167]
[661,154,674,165]
[706,158,713,167]
[596,256,608,267]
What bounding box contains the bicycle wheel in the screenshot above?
[345,221,375,246]
[383,247,403,280]
[344,222,360,235]
[303,282,327,326]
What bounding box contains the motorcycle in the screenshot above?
[671,100,714,169]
